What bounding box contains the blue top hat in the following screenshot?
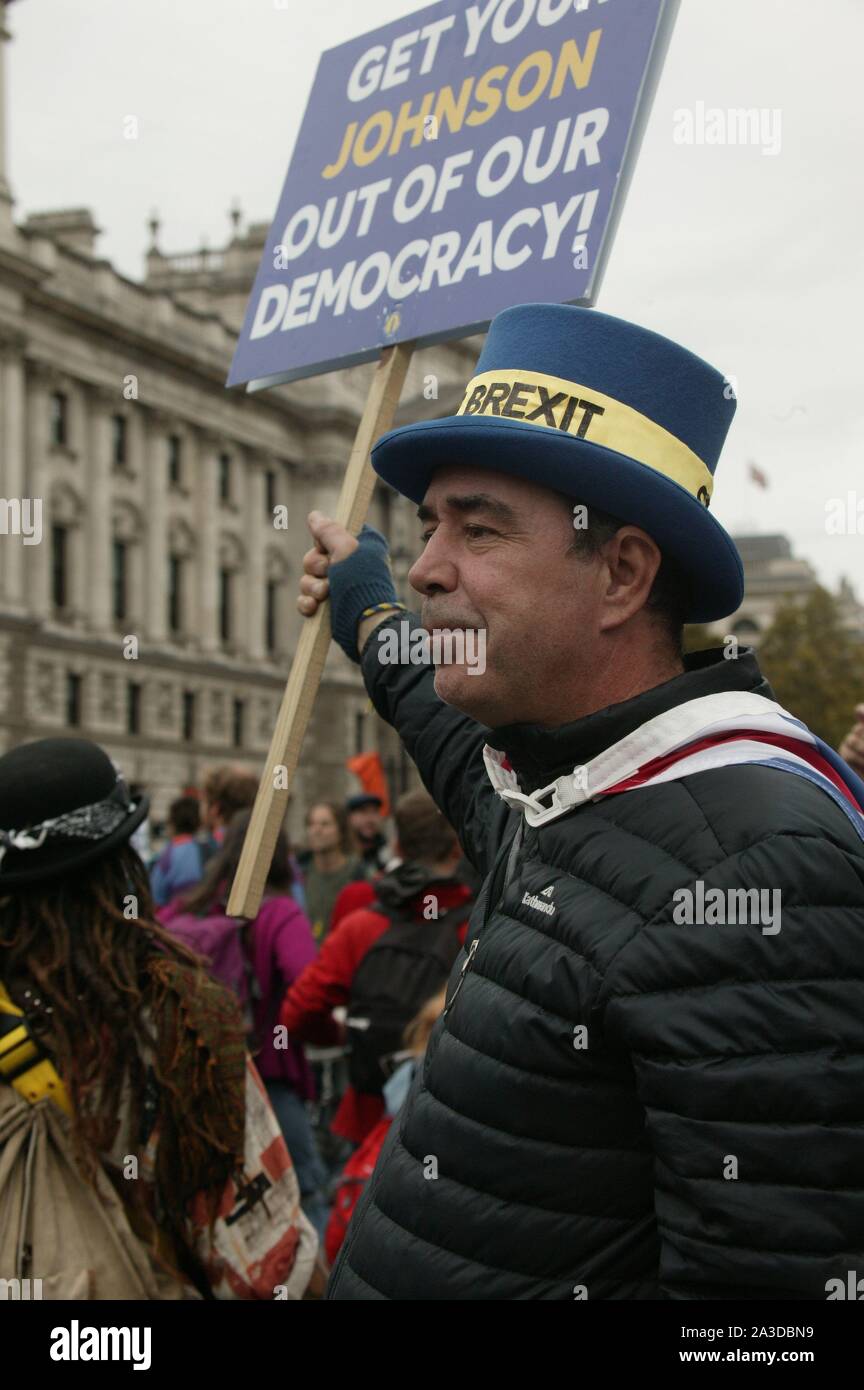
[371,303,744,623]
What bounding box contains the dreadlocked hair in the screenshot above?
[0,842,246,1275]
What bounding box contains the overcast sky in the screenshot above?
[6,0,863,596]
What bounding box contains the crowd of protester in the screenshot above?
[3,706,861,1298]
[0,744,475,1299]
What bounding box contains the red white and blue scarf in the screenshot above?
[483,692,864,836]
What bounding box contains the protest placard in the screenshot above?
[229,0,678,390]
[227,0,678,917]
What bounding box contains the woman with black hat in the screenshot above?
[0,736,320,1299]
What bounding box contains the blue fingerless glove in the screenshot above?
[327,525,403,662]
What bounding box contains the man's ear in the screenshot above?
[597,527,662,633]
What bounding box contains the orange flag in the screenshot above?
[346,752,390,818]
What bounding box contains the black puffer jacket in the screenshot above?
[328,617,864,1300]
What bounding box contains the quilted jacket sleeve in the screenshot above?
[599,826,864,1300]
[360,611,508,875]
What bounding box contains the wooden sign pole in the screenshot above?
[227,340,415,920]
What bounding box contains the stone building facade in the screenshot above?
[0,0,476,839]
[708,533,864,648]
[4,3,858,844]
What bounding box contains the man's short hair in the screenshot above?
[169,795,200,836]
[202,765,259,823]
[395,790,459,866]
[569,501,687,651]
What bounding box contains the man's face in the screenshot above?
[408,466,603,727]
[349,806,381,841]
[306,805,341,853]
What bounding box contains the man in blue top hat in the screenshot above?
[297,303,864,1301]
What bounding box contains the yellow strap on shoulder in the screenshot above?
[0,980,73,1117]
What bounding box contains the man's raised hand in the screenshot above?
[296,511,358,619]
[296,515,400,663]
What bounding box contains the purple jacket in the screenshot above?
[248,895,318,1098]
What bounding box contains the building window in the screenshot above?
[112,539,127,622]
[265,469,276,514]
[219,568,232,643]
[168,434,182,486]
[266,580,278,653]
[232,698,245,748]
[219,452,231,503]
[127,681,141,736]
[182,690,196,742]
[354,710,366,755]
[168,554,183,633]
[66,672,82,727]
[50,392,68,447]
[111,414,127,467]
[51,524,68,609]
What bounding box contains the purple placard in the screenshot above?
[229,0,676,389]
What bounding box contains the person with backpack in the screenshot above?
[198,765,258,861]
[196,770,309,914]
[0,736,320,1299]
[160,808,329,1238]
[324,986,446,1265]
[149,794,205,907]
[280,790,474,1149]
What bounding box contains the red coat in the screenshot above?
[280,881,472,1144]
[325,1116,393,1264]
[330,878,376,929]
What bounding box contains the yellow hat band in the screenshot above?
[456,369,714,507]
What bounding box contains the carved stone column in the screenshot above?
[245,453,266,661]
[143,408,168,643]
[85,384,115,632]
[197,431,220,655]
[24,358,56,618]
[0,329,26,610]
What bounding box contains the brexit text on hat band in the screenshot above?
[455,368,716,506]
[376,621,486,675]
[462,379,606,436]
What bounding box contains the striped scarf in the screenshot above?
[483,692,864,836]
